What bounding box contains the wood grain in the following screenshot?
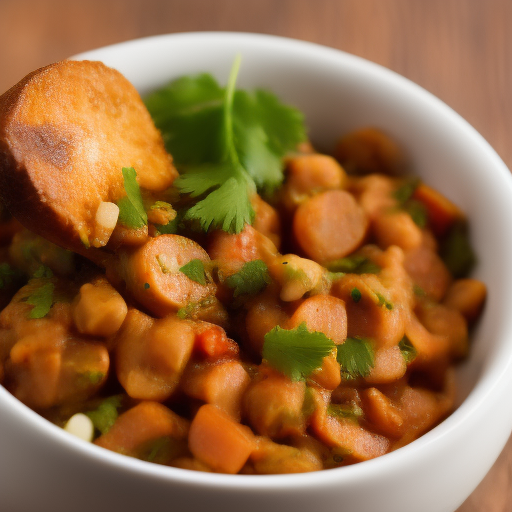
[0,1,511,510]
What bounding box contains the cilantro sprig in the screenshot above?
[117,167,148,229]
[179,259,207,285]
[263,323,336,382]
[26,266,55,319]
[225,259,271,298]
[262,325,376,382]
[336,337,375,380]
[145,57,307,234]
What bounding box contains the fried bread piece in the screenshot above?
[0,60,177,260]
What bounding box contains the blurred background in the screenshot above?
[0,1,510,510]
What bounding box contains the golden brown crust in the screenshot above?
[0,60,177,258]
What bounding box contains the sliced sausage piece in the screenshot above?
[0,60,177,256]
[120,234,216,317]
[293,190,368,263]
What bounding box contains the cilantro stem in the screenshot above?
[224,54,242,167]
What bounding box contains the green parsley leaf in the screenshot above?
[327,255,381,275]
[146,57,306,233]
[393,177,420,204]
[33,265,53,279]
[86,396,123,436]
[327,403,364,422]
[263,322,336,381]
[225,259,271,297]
[0,263,18,289]
[27,281,54,319]
[179,259,207,285]
[440,220,476,278]
[398,336,417,364]
[117,167,148,228]
[336,337,375,380]
[393,178,428,228]
[350,287,362,303]
[376,292,393,310]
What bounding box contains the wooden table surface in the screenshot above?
[0,1,511,510]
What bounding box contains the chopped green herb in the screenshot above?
[0,263,18,289]
[440,221,476,278]
[225,259,271,297]
[179,259,207,285]
[145,57,306,234]
[33,265,53,279]
[26,281,54,319]
[86,396,123,436]
[336,337,375,380]
[398,336,417,364]
[263,322,336,381]
[393,177,421,204]
[117,167,148,228]
[413,284,426,296]
[376,292,393,310]
[327,255,381,275]
[350,288,362,303]
[403,199,428,228]
[393,178,428,228]
[177,296,217,320]
[82,371,105,385]
[327,403,364,422]
[144,282,150,290]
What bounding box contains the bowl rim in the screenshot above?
[3,30,512,491]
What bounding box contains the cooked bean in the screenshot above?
[115,310,195,401]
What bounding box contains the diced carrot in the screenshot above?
[412,183,463,236]
[182,360,251,421]
[188,404,256,474]
[95,402,189,461]
[309,352,342,390]
[193,323,236,359]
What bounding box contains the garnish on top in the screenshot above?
[145,56,307,234]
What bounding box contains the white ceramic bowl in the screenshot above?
[1,32,512,512]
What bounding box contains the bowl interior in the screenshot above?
[4,32,512,490]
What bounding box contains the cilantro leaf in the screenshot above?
[145,57,306,233]
[0,262,20,289]
[327,403,364,422]
[263,322,336,381]
[86,396,122,436]
[179,259,207,285]
[33,265,53,279]
[440,220,476,278]
[225,259,271,297]
[327,255,381,275]
[350,287,362,303]
[393,178,428,228]
[336,337,375,380]
[27,281,54,319]
[117,167,148,228]
[399,336,417,364]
